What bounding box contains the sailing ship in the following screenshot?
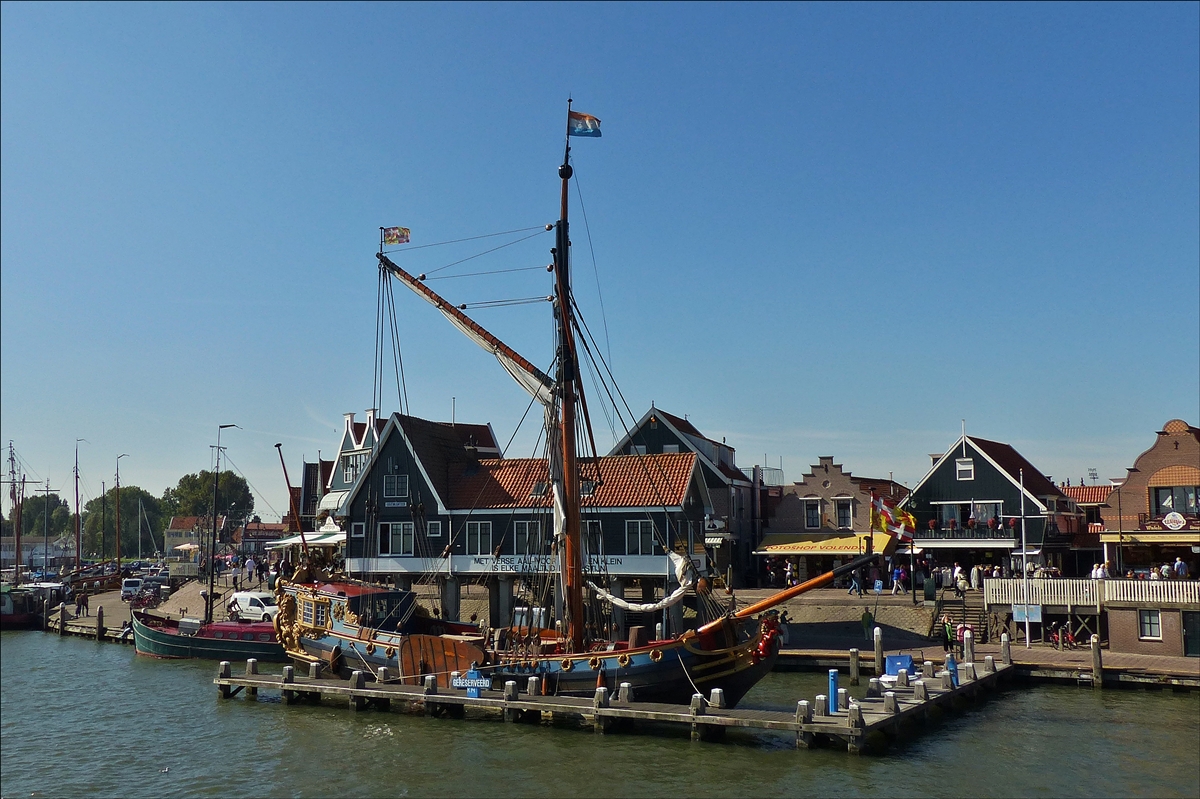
[131,611,286,661]
[275,104,883,707]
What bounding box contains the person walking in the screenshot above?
[1175,557,1189,579]
[969,563,981,591]
[848,566,864,596]
[246,557,256,585]
[891,564,907,595]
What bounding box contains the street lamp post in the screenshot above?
[206,425,239,625]
[116,454,128,576]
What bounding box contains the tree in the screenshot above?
[81,486,165,560]
[161,470,253,534]
[19,493,71,539]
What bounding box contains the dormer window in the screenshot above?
[531,481,548,497]
[581,480,598,496]
[956,459,974,481]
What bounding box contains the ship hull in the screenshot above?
[132,611,287,661]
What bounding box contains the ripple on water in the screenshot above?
[2,633,1198,798]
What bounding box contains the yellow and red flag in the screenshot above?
[871,493,915,543]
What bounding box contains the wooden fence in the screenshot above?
[984,578,1200,609]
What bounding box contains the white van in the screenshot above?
[120,578,144,601]
[228,590,278,622]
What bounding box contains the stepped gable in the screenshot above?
[969,437,1066,500]
[447,452,698,510]
[1062,484,1112,505]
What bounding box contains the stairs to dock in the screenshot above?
[935,589,988,641]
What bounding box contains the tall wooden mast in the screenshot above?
[555,100,585,652]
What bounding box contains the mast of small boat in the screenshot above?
[274,444,310,562]
[74,440,82,572]
[553,100,585,652]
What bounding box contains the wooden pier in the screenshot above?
[213,653,1015,754]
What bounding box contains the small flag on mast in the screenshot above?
[383,227,410,246]
[568,111,602,138]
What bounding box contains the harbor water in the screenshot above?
[2,632,1197,798]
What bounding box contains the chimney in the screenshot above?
[344,412,356,438]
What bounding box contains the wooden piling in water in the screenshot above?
[873,627,884,675]
[1091,634,1103,688]
[849,648,860,685]
[95,606,104,641]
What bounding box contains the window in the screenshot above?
[804,500,821,529]
[384,474,409,498]
[1153,486,1200,517]
[626,520,655,555]
[513,520,540,555]
[391,522,414,556]
[351,522,365,538]
[956,459,975,481]
[583,520,603,559]
[531,481,548,497]
[836,499,852,529]
[581,480,598,496]
[1139,609,1161,640]
[342,452,367,483]
[426,520,442,538]
[663,444,679,454]
[378,523,392,555]
[631,445,647,455]
[467,521,492,555]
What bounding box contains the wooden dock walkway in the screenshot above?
[213,655,1015,754]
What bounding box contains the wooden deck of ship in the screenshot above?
[213,654,1016,754]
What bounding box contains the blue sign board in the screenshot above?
[873,580,884,594]
[1012,604,1043,623]
[451,668,490,698]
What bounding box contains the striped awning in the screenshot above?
[754,532,894,556]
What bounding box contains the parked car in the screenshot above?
[120,578,144,601]
[227,591,278,622]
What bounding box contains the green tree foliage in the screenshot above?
[18,493,72,539]
[160,471,253,534]
[81,486,165,560]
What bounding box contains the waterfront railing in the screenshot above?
[983,578,1200,609]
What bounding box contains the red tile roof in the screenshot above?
[166,515,227,532]
[1062,485,1112,505]
[447,452,698,510]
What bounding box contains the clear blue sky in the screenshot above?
[3,2,1197,521]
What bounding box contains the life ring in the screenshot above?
[588,656,601,671]
[617,653,631,668]
[560,659,574,672]
[365,642,376,656]
[385,646,396,659]
[649,648,663,663]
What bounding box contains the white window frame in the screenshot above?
[513,520,540,555]
[956,458,975,481]
[351,522,365,538]
[835,499,852,529]
[467,521,492,556]
[1138,609,1162,640]
[625,519,655,555]
[662,444,679,454]
[388,521,414,556]
[384,474,409,498]
[425,520,442,538]
[804,500,821,530]
[583,519,603,559]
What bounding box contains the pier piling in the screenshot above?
[1001,632,1011,665]
[95,606,104,641]
[795,700,814,749]
[350,671,367,711]
[849,648,860,685]
[1091,634,1103,688]
[873,627,883,675]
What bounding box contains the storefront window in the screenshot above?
[1153,486,1199,517]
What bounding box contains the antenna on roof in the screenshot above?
[1088,467,1098,485]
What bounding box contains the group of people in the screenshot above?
[72,590,90,616]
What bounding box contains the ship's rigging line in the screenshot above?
[570,155,613,368]
[381,224,550,256]
[418,228,550,278]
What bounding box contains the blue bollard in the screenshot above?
[828,669,840,712]
[945,654,959,688]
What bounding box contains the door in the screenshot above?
[1183,611,1200,658]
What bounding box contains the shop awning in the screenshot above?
[895,545,924,555]
[317,490,349,512]
[1099,532,1200,545]
[754,532,894,556]
[1011,548,1042,556]
[705,534,732,546]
